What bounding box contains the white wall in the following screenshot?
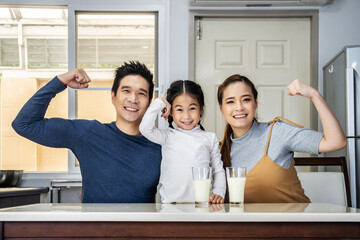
[168,0,360,92]
[169,0,190,88]
[318,0,360,93]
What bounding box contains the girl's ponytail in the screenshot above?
[168,115,174,129]
[199,120,205,131]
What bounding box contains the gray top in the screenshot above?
[231,120,324,173]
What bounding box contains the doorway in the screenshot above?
[191,11,319,144]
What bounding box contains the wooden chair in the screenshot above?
[294,156,351,207]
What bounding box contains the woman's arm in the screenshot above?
[287,80,347,153]
[209,133,226,203]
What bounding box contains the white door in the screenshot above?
[195,18,311,141]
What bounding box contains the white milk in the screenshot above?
[227,177,246,204]
[193,179,211,203]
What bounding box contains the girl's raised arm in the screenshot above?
[287,80,347,153]
[139,98,170,145]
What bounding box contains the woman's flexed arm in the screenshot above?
[287,79,347,153]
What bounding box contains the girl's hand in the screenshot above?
[157,97,171,120]
[287,79,317,99]
[209,194,224,204]
[209,203,225,212]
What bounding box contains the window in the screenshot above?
[0,7,68,172]
[0,8,158,172]
[78,38,155,69]
[75,13,156,123]
[0,38,20,67]
[26,38,67,69]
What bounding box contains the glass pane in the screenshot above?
[78,39,96,68]
[20,8,65,19]
[76,12,156,122]
[76,80,114,123]
[27,38,67,69]
[0,8,11,19]
[0,38,20,67]
[77,12,155,72]
[0,7,68,172]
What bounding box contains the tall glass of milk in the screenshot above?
[226,167,247,205]
[192,167,212,205]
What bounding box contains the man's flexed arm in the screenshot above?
[12,69,91,149]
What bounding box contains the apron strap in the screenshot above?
[264,116,304,156]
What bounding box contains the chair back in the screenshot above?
[294,157,351,207]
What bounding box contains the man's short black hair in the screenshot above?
[111,61,154,101]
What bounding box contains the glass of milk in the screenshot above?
[226,167,247,205]
[192,167,212,205]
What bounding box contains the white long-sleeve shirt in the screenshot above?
[139,98,226,203]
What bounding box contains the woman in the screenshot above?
[217,74,347,203]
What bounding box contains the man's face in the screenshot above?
[111,75,150,126]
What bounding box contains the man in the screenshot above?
[12,61,162,203]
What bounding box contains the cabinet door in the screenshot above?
[0,194,40,208]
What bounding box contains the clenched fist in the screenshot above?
[58,68,91,89]
[287,79,318,99]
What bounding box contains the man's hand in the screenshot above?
[58,68,91,89]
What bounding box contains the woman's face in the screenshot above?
[220,82,257,138]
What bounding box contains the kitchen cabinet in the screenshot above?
[0,188,48,208]
[0,203,359,239]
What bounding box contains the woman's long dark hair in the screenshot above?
[166,80,205,130]
[217,74,258,168]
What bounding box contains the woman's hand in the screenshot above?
[287,79,317,99]
[209,194,224,204]
[157,97,171,120]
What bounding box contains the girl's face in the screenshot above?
[220,82,257,138]
[171,93,202,130]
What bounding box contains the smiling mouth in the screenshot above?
[181,120,194,125]
[124,107,138,112]
[233,114,247,119]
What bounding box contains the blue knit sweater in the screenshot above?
[12,77,162,203]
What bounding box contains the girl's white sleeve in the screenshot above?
[139,98,168,145]
[209,133,226,198]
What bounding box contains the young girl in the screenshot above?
[217,74,347,203]
[140,80,226,204]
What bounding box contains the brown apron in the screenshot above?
[244,116,310,203]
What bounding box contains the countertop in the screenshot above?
[0,203,359,222]
[0,187,49,198]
